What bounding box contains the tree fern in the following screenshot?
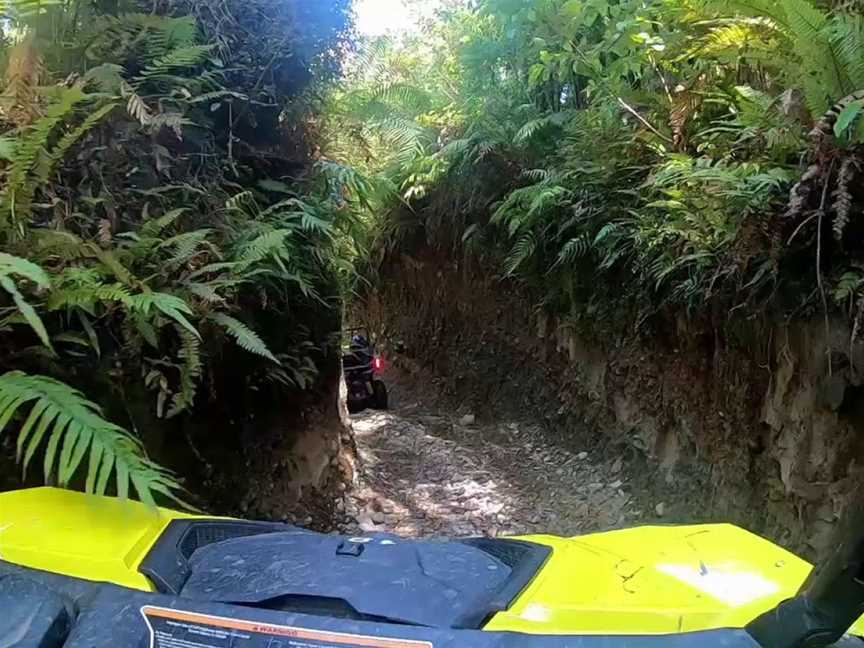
[0,371,180,504]
[208,313,279,364]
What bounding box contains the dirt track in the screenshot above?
[341,380,652,538]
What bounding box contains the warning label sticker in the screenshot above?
[141,606,434,648]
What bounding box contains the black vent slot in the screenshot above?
[140,519,291,595]
[456,538,552,628]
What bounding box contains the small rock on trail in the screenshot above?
[339,375,644,539]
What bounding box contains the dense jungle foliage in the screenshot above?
[0,0,357,502]
[7,0,864,506]
[327,0,864,341]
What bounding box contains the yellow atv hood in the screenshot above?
[0,487,197,590]
[0,487,860,637]
[493,525,864,636]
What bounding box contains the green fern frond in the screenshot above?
[40,103,117,188]
[131,312,159,348]
[137,45,214,80]
[514,112,569,144]
[167,327,202,418]
[551,235,590,270]
[128,292,199,339]
[46,283,131,312]
[703,0,791,28]
[87,246,134,285]
[184,282,226,304]
[186,262,238,280]
[782,0,846,110]
[372,82,432,111]
[0,87,88,230]
[0,252,51,347]
[0,275,51,350]
[158,229,215,266]
[225,191,258,215]
[0,252,50,287]
[31,229,86,261]
[187,89,249,104]
[141,208,188,237]
[85,13,197,61]
[522,168,551,182]
[504,233,537,276]
[0,137,18,161]
[782,0,828,42]
[300,212,332,236]
[374,116,431,160]
[82,63,125,93]
[237,229,293,265]
[700,21,777,58]
[0,371,180,504]
[208,313,280,364]
[831,14,864,90]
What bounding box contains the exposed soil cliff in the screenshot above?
[361,248,864,559]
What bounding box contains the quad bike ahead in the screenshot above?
[343,327,388,414]
[2,486,864,648]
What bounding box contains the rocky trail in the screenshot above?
[340,378,655,539]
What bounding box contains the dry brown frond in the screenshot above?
[1,34,44,127]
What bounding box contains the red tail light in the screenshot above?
[373,357,383,372]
